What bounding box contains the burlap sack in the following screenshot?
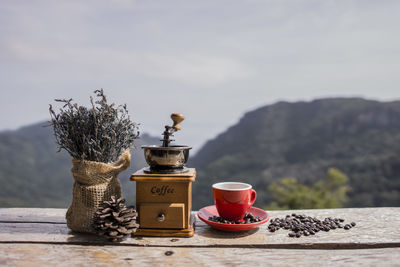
[66,150,130,233]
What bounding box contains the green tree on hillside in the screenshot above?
[266,168,350,210]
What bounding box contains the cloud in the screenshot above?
[5,40,252,87]
[1,0,400,149]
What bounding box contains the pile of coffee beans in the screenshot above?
[208,213,262,224]
[268,213,356,238]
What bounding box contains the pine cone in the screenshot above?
[93,196,139,242]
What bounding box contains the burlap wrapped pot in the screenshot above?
[66,150,130,233]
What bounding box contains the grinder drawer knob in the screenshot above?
[157,213,166,222]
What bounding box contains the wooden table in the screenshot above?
[0,208,399,266]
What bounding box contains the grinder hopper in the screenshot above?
[142,113,192,174]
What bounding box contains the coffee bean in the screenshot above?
[351,222,356,227]
[268,214,356,238]
[245,213,255,220]
[209,213,263,225]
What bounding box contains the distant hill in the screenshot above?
[2,98,400,210]
[190,98,400,210]
[0,122,159,207]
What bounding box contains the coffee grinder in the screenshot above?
[130,113,196,237]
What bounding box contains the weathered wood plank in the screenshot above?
[1,244,399,267]
[0,208,66,223]
[0,208,399,249]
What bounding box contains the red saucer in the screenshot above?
[198,205,269,232]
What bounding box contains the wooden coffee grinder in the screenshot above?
[131,113,196,237]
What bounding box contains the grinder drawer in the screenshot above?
[139,203,185,229]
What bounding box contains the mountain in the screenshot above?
[0,122,159,207]
[2,98,400,210]
[189,98,400,210]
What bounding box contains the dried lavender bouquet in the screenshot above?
[49,89,139,233]
[49,89,139,163]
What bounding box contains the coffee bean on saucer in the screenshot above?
[207,213,262,225]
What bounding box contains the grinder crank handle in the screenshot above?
[171,113,185,131]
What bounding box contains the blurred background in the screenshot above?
[1,0,399,210]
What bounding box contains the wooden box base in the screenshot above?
[133,214,195,237]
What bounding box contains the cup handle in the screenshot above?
[250,189,257,205]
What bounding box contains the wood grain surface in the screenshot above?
[1,208,399,248]
[1,244,400,267]
[1,208,399,266]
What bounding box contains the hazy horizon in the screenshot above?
[1,0,400,151]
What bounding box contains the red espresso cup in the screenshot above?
[212,182,257,221]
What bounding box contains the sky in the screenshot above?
[0,0,399,152]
